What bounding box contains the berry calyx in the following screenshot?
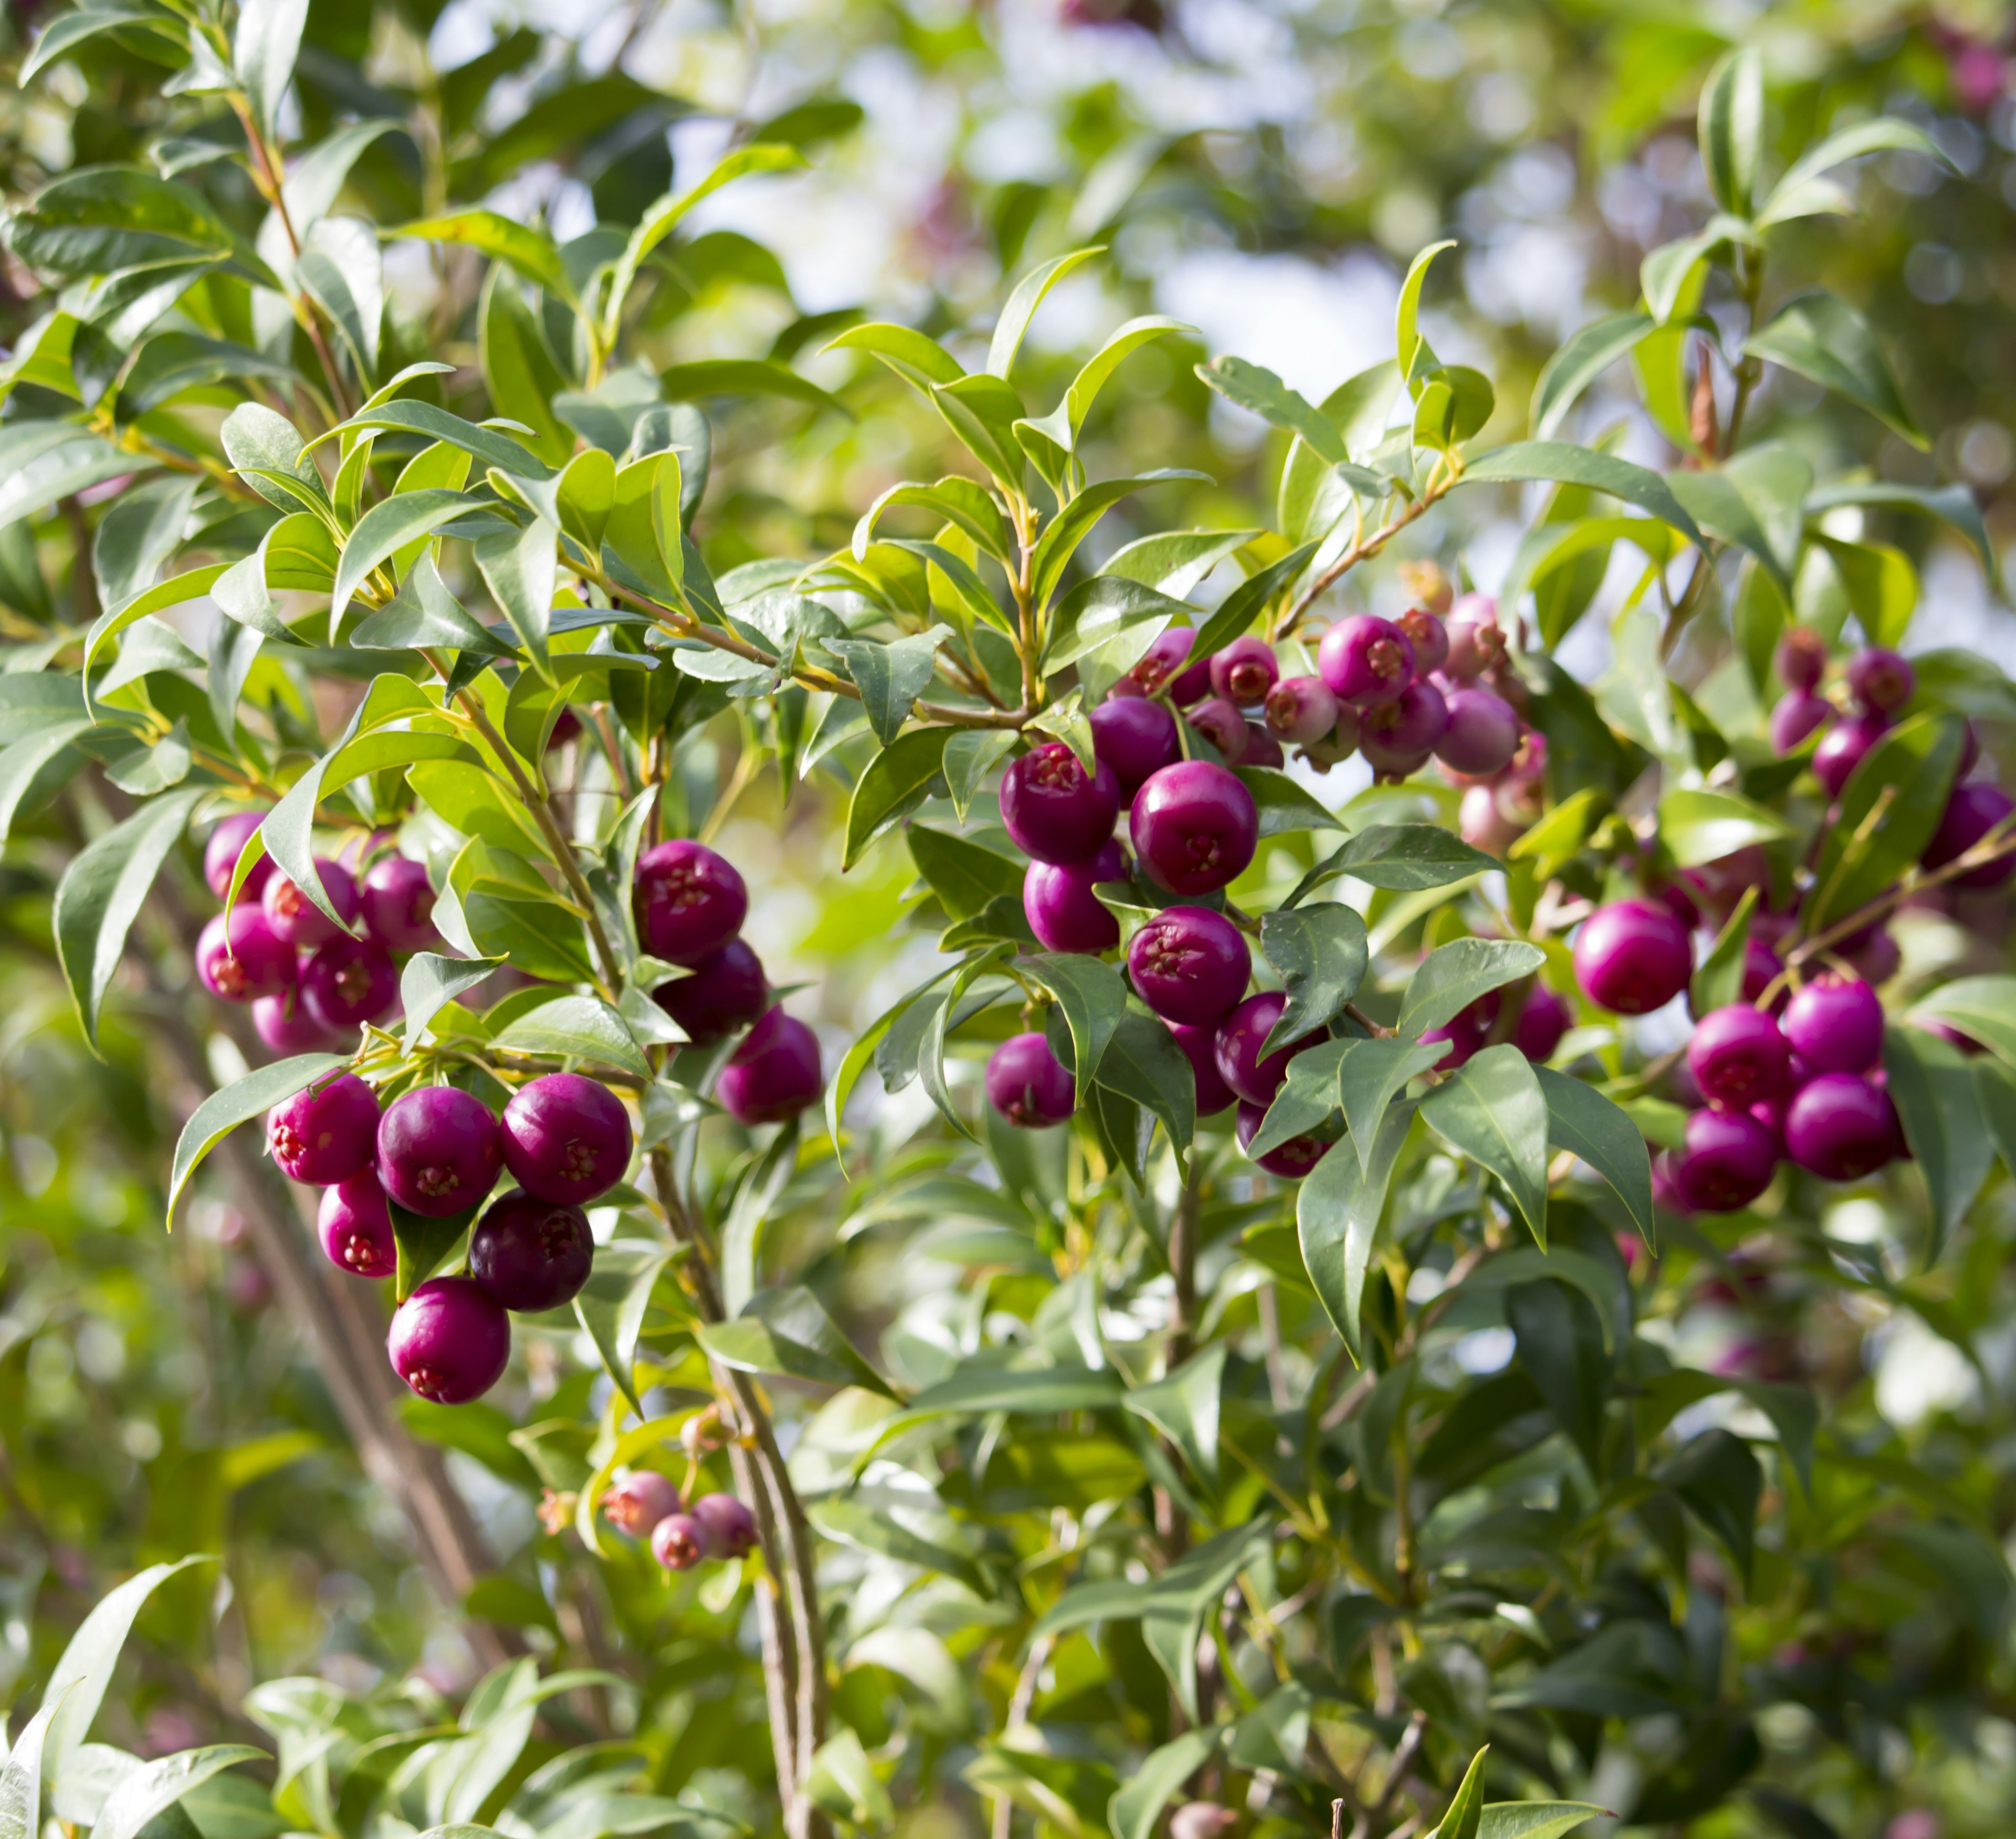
[1090,697,1180,799]
[602,1470,680,1536]
[1317,614,1414,708]
[1186,696,1250,764]
[1672,1108,1779,1213]
[317,1172,396,1278]
[196,906,296,1003]
[654,939,769,1045]
[1213,992,1322,1108]
[1434,687,1519,776]
[1024,839,1127,955]
[1210,635,1279,706]
[376,1085,503,1217]
[718,1010,824,1125]
[268,1073,380,1185]
[359,855,438,952]
[300,937,398,1036]
[1775,625,1827,692]
[1782,974,1883,1074]
[1235,1100,1332,1179]
[1396,607,1449,677]
[635,839,749,965]
[1126,904,1251,1026]
[1000,742,1122,865]
[652,1512,707,1571]
[1130,761,1258,896]
[1126,627,1196,697]
[1170,1021,1236,1116]
[1784,1073,1898,1181]
[1688,1003,1792,1107]
[500,1072,633,1205]
[260,857,359,948]
[203,810,274,901]
[387,1276,511,1404]
[985,1032,1076,1127]
[1848,646,1915,714]
[691,1491,759,1559]
[1572,899,1693,1016]
[1264,675,1340,745]
[1442,596,1505,680]
[469,1188,594,1311]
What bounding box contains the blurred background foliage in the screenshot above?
[6,0,2016,1835]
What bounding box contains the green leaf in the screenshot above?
[1233,766,1345,838]
[478,273,572,468]
[1426,1748,1489,1839]
[332,400,555,481]
[814,1500,982,1593]
[1029,470,1208,611]
[234,0,308,135]
[1818,537,1917,650]
[1396,938,1546,1040]
[827,625,951,746]
[572,1248,677,1417]
[1692,888,1759,1020]
[1100,528,1259,597]
[825,321,964,392]
[1043,576,1188,673]
[1759,118,1955,229]
[353,556,517,657]
[401,954,507,1045]
[1657,1429,1762,1582]
[1532,1066,1656,1249]
[1532,312,1656,439]
[1334,1037,1444,1172]
[721,1116,804,1311]
[0,717,93,843]
[1122,1343,1224,1484]
[1298,1099,1413,1361]
[23,5,184,88]
[0,1701,57,1839]
[332,490,482,622]
[1093,1011,1197,1167]
[1882,1024,1993,1260]
[1507,1277,1609,1467]
[1188,541,1321,660]
[1807,712,1965,931]
[1656,786,1795,868]
[908,1362,1123,1417]
[1020,952,1128,1089]
[94,1748,265,1839]
[660,358,848,419]
[1421,1045,1549,1246]
[1106,1730,1219,1839]
[54,787,202,1047]
[490,996,650,1079]
[1258,905,1367,1055]
[1698,48,1763,213]
[166,1054,350,1224]
[1395,239,1457,384]
[930,373,1030,490]
[1059,316,1194,439]
[808,1730,894,1831]
[1461,443,1704,548]
[989,246,1105,379]
[0,424,143,530]
[389,211,570,298]
[1196,355,1346,463]
[906,824,1023,921]
[845,726,951,868]
[701,1286,897,1398]
[943,728,1019,821]
[1807,480,1997,587]
[1744,292,1924,448]
[475,517,558,679]
[1311,822,1497,893]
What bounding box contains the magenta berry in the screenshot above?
[1782,974,1883,1074]
[387,1276,510,1405]
[1130,761,1258,896]
[203,810,274,901]
[1264,675,1340,744]
[1168,647,1216,706]
[359,855,437,952]
[1000,742,1121,865]
[1317,614,1414,708]
[301,937,398,1036]
[1127,905,1250,1026]
[376,1085,503,1217]
[718,1010,823,1125]
[253,989,340,1054]
[469,1188,594,1311]
[1210,635,1279,706]
[1514,985,1572,1062]
[635,839,748,965]
[196,906,296,1003]
[691,1491,759,1559]
[654,939,768,1045]
[1024,839,1126,954]
[1434,687,1520,776]
[1303,707,1361,770]
[1422,1014,1484,1071]
[1848,647,1915,714]
[1776,625,1827,692]
[1397,606,1449,677]
[1813,710,1889,797]
[1235,1101,1332,1179]
[1784,1072,1898,1181]
[1126,627,1196,697]
[985,1032,1076,1127]
[1672,1108,1780,1213]
[501,1072,632,1205]
[1742,939,1785,1007]
[602,1471,680,1536]
[1170,1021,1236,1116]
[1770,692,1834,755]
[1443,595,1505,680]
[261,858,359,948]
[1242,724,1284,769]
[1922,783,2016,888]
[1214,992,1321,1108]
[652,1512,707,1571]
[1688,1004,1792,1107]
[1186,696,1250,764]
[1460,782,1525,855]
[1361,679,1448,769]
[317,1172,396,1278]
[268,1073,379,1185]
[1572,899,1693,1016]
[1090,697,1180,798]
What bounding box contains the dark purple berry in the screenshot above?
[1443,596,1505,679]
[1130,761,1258,896]
[1127,904,1250,1025]
[1688,1003,1792,1106]
[301,937,398,1036]
[1024,839,1126,954]
[602,1471,680,1536]
[655,939,769,1044]
[359,855,437,952]
[1769,692,1834,755]
[501,1072,632,1205]
[1170,1021,1235,1115]
[985,1032,1075,1127]
[1168,647,1216,706]
[203,810,273,901]
[268,1073,379,1185]
[1784,1072,1897,1181]
[1000,741,1121,865]
[1572,899,1693,1016]
[1214,992,1322,1108]
[1782,974,1883,1074]
[1922,783,2016,887]
[1847,928,1900,983]
[1776,625,1826,692]
[376,1086,503,1217]
[1434,687,1519,776]
[1241,724,1284,769]
[261,858,359,948]
[1742,939,1784,1007]
[717,1010,823,1124]
[317,1171,395,1278]
[1090,697,1180,798]
[1422,1013,1484,1070]
[1264,675,1339,744]
[1813,710,1889,797]
[253,988,341,1054]
[1235,1100,1332,1179]
[469,1188,594,1311]
[197,906,296,1002]
[691,1491,759,1559]
[387,1276,510,1404]
[1672,1108,1779,1213]
[1126,627,1195,697]
[1317,615,1414,707]
[1186,696,1249,764]
[1210,636,1278,706]
[1396,607,1448,676]
[635,839,748,965]
[1514,984,1571,1062]
[1848,647,1914,714]
[1362,679,1448,768]
[653,1512,707,1570]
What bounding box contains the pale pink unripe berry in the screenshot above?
[1317,615,1414,708]
[1769,692,1833,755]
[1847,647,1914,714]
[652,1512,707,1571]
[1775,625,1826,692]
[602,1471,680,1536]
[1264,675,1339,744]
[1210,635,1279,706]
[1442,594,1505,679]
[1186,696,1248,764]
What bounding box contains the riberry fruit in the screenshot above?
[1186,696,1250,764]
[635,839,748,965]
[1090,696,1180,798]
[1514,984,1572,1061]
[1673,1108,1779,1213]
[1170,1021,1235,1115]
[1784,1073,1897,1181]
[1396,607,1448,676]
[317,1172,396,1278]
[1317,614,1414,707]
[1241,723,1284,769]
[196,906,295,1002]
[1130,761,1258,896]
[1775,625,1826,692]
[388,1276,510,1404]
[1848,647,1915,713]
[1264,675,1339,744]
[1024,840,1126,954]
[359,855,437,952]
[1434,687,1519,776]
[1782,974,1883,1074]
[501,1072,632,1205]
[985,1032,1076,1127]
[1126,627,1196,697]
[1000,741,1121,865]
[301,937,398,1036]
[1572,899,1693,1015]
[203,810,274,901]
[1813,710,1889,797]
[1442,596,1505,679]
[1214,992,1321,1107]
[469,1188,594,1311]
[253,989,341,1054]
[1126,904,1250,1025]
[652,1512,707,1571]
[376,1085,503,1217]
[1688,1004,1792,1106]
[1210,635,1278,706]
[1361,679,1448,771]
[654,939,768,1045]
[1235,1101,1332,1179]
[602,1471,680,1536]
[261,858,359,948]
[718,1010,823,1125]
[269,1073,380,1185]
[691,1491,759,1559]
[1769,692,1833,755]
[1922,783,2015,887]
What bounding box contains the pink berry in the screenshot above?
[1688,1004,1792,1107]
[268,1072,380,1185]
[1784,1073,1898,1181]
[1301,707,1360,770]
[1361,679,1448,772]
[196,906,296,1003]
[1460,782,1525,855]
[376,1086,503,1217]
[501,1072,632,1205]
[1847,647,1915,714]
[261,858,359,948]
[1235,1100,1332,1179]
[300,937,398,1036]
[1126,628,1196,697]
[387,1276,510,1405]
[1317,614,1414,708]
[1186,696,1250,764]
[1000,742,1121,865]
[1572,899,1693,1016]
[654,939,768,1045]
[1170,1021,1236,1116]
[652,1512,707,1571]
[1742,939,1785,1006]
[1167,647,1216,706]
[1422,1013,1485,1070]
[1434,687,1520,776]
[317,1171,396,1278]
[1672,1108,1779,1213]
[1813,710,1889,797]
[1652,1151,1692,1216]
[1782,974,1883,1074]
[1130,761,1258,896]
[1242,723,1284,769]
[1442,595,1505,680]
[469,1188,594,1311]
[1514,985,1572,1062]
[1126,904,1250,1025]
[1264,675,1340,745]
[203,810,273,901]
[985,1032,1075,1127]
[253,988,341,1054]
[717,1010,823,1124]
[1922,783,2016,888]
[1775,626,1826,693]
[359,855,437,952]
[691,1491,759,1559]
[1396,607,1448,677]
[1914,1016,1983,1055]
[1210,636,1278,706]
[1769,692,1833,755]
[1169,1806,1240,1839]
[635,839,748,965]
[602,1471,680,1536]
[1213,992,1322,1108]
[1090,697,1180,799]
[1024,840,1126,954]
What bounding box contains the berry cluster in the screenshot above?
[633,838,823,1125]
[265,1068,632,1404]
[599,1470,759,1574]
[197,811,435,1053]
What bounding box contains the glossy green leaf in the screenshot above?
[701,1286,897,1398]
[1093,1010,1196,1165]
[1698,48,1763,213]
[1188,541,1320,660]
[1233,766,1345,838]
[1196,355,1346,463]
[1396,938,1547,1040]
[166,1055,350,1225]
[844,726,951,868]
[490,996,650,1079]
[1421,1045,1549,1246]
[1106,1730,1218,1839]
[827,625,951,745]
[1883,1024,1993,1259]
[1532,312,1655,439]
[1745,291,1925,447]
[1298,1098,1413,1360]
[1461,442,1704,547]
[1258,904,1367,1054]
[988,246,1104,379]
[1020,951,1128,1089]
[1807,712,1964,931]
[401,953,507,1045]
[1028,470,1207,611]
[1657,786,1795,867]
[390,211,570,298]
